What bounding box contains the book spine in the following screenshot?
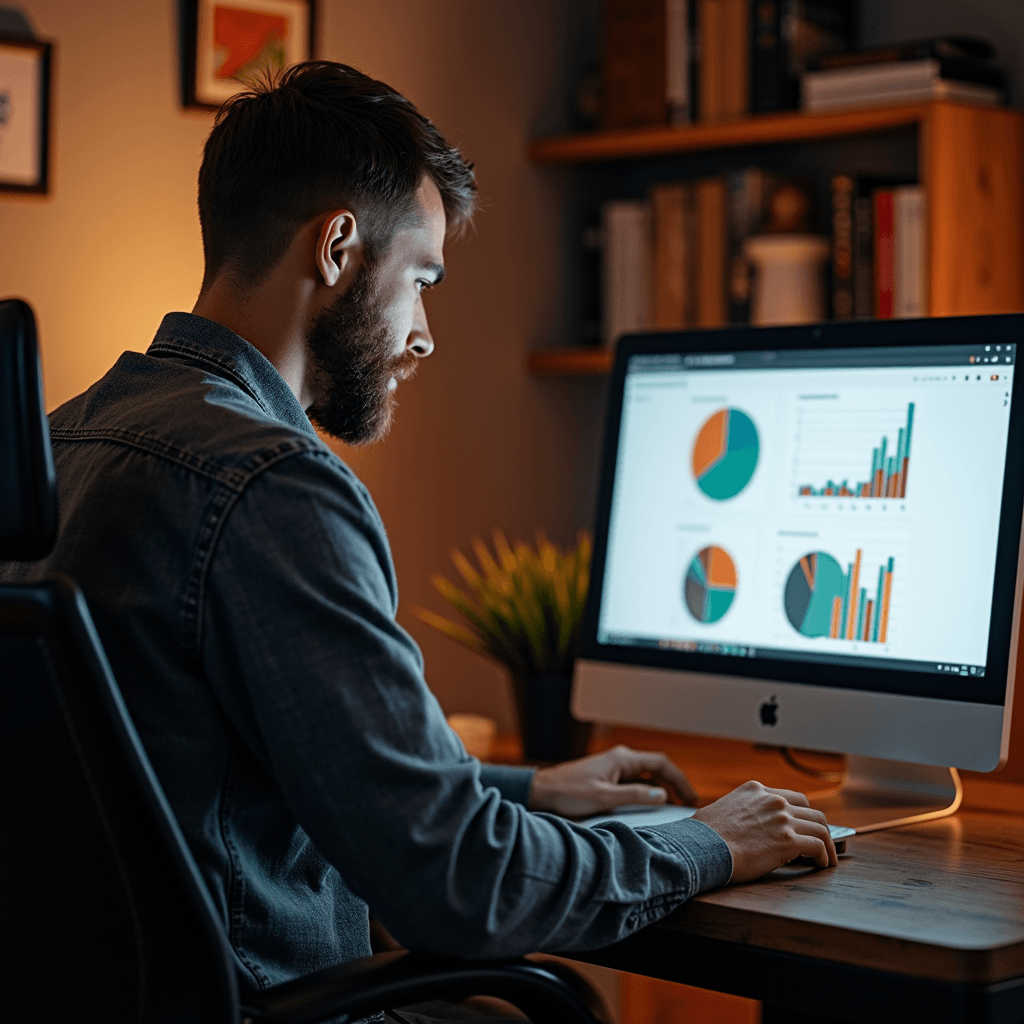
[750,0,785,112]
[695,177,728,326]
[666,0,690,124]
[853,193,872,318]
[651,183,690,328]
[602,200,652,347]
[894,185,927,318]
[831,174,854,319]
[698,0,748,120]
[873,188,895,319]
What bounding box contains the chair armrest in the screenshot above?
[243,950,601,1024]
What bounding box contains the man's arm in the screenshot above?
[202,450,831,958]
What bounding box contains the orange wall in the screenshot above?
[0,0,602,731]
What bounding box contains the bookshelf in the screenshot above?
[526,100,1024,376]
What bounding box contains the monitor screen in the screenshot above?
[583,317,1024,709]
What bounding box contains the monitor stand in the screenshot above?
[808,756,962,834]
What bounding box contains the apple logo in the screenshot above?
[759,696,778,727]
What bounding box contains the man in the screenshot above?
[1,62,835,1020]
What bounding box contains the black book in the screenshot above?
[750,0,855,113]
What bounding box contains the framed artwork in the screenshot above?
[182,0,315,109]
[0,37,51,194]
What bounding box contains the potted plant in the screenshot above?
[416,530,591,762]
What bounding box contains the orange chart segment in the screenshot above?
[704,545,738,588]
[692,409,729,478]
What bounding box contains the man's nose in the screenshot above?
[407,302,434,357]
[408,328,434,357]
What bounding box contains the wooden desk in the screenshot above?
[543,728,1024,1024]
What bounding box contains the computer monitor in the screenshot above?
[573,315,1024,824]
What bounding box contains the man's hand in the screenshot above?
[693,780,838,881]
[528,745,699,819]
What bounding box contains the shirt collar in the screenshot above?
[147,312,317,438]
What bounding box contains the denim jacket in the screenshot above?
[1,313,731,1004]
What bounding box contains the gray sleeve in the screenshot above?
[479,763,535,806]
[203,450,732,958]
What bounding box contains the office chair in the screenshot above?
[0,297,602,1024]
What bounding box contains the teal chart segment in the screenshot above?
[691,408,760,501]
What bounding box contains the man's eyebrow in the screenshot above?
[421,262,446,286]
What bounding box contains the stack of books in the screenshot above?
[803,37,1005,111]
[598,170,927,347]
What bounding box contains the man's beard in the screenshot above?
[305,262,418,445]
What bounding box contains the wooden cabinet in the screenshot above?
[526,100,1024,376]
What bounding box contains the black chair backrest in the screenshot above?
[0,298,56,559]
[0,299,239,1022]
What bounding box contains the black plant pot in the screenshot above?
[511,673,592,763]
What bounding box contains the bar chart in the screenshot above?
[797,402,914,499]
[784,549,895,643]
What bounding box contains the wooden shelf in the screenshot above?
[526,348,613,376]
[529,101,939,164]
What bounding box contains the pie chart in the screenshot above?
[684,545,738,623]
[784,551,845,637]
[691,408,759,501]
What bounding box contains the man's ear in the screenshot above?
[316,210,361,288]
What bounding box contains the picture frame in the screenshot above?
[182,0,315,110]
[0,36,51,194]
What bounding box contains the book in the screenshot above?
[604,0,693,127]
[651,182,693,329]
[815,35,999,71]
[894,185,927,318]
[666,0,691,126]
[831,174,854,320]
[873,188,895,320]
[853,187,872,319]
[602,200,651,347]
[697,0,748,121]
[695,177,727,326]
[750,0,854,113]
[803,59,1004,111]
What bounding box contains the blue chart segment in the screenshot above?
[784,552,846,637]
[691,408,760,501]
[684,545,738,623]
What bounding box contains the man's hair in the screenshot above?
[197,61,478,289]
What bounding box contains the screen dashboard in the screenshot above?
[585,318,1024,707]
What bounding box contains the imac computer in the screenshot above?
[573,315,1024,831]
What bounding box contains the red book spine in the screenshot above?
[874,189,895,319]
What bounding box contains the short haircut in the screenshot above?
[197,61,478,289]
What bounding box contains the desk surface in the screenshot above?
[670,811,1024,985]
[495,727,1024,998]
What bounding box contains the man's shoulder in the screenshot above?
[49,349,355,495]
